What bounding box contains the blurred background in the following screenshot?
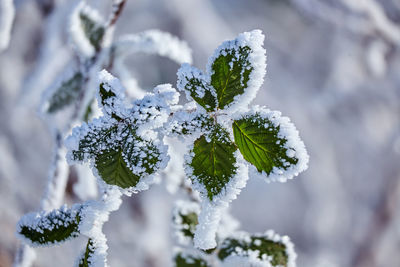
[1,0,400,266]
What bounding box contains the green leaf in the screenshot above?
[169,112,214,136]
[94,126,162,188]
[47,72,83,113]
[218,234,289,266]
[188,125,237,201]
[174,252,210,267]
[78,239,94,267]
[17,206,81,246]
[232,113,298,176]
[210,46,252,110]
[71,125,119,162]
[172,201,200,243]
[80,13,105,51]
[177,65,217,112]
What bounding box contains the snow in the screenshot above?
[0,0,15,52]
[77,188,123,267]
[113,29,192,65]
[40,142,69,211]
[73,164,98,201]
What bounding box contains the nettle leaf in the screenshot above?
[208,30,266,111]
[172,201,200,244]
[46,72,83,113]
[177,64,217,112]
[218,231,296,267]
[78,239,94,267]
[187,125,237,201]
[79,12,105,51]
[174,252,210,267]
[16,205,81,246]
[232,107,308,183]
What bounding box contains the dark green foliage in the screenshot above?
[210,46,252,109]
[189,125,237,200]
[47,72,83,113]
[18,207,81,245]
[78,239,94,267]
[218,235,289,266]
[181,75,216,112]
[233,114,298,175]
[174,252,209,267]
[79,13,105,52]
[176,212,198,239]
[92,127,161,188]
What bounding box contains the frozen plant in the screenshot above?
[14,1,309,265]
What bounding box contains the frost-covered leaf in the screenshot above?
[46,72,83,113]
[95,132,163,188]
[16,205,81,246]
[79,13,105,52]
[187,125,237,201]
[77,239,94,267]
[70,2,105,58]
[232,107,308,183]
[176,30,266,113]
[167,110,214,136]
[208,30,266,111]
[172,201,200,245]
[177,64,217,112]
[66,70,176,192]
[174,251,210,267]
[210,46,251,110]
[218,231,296,267]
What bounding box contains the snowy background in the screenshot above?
[1,0,400,266]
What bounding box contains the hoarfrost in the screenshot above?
[0,0,15,52]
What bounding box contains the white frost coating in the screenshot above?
[40,138,69,212]
[78,188,122,267]
[13,244,36,267]
[172,200,200,245]
[163,138,186,194]
[39,65,81,115]
[96,69,127,117]
[66,70,178,195]
[74,164,98,200]
[0,0,15,52]
[113,29,192,65]
[208,29,266,114]
[233,105,309,183]
[177,63,217,111]
[217,209,240,241]
[184,150,248,250]
[220,230,297,267]
[69,2,104,58]
[16,204,82,247]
